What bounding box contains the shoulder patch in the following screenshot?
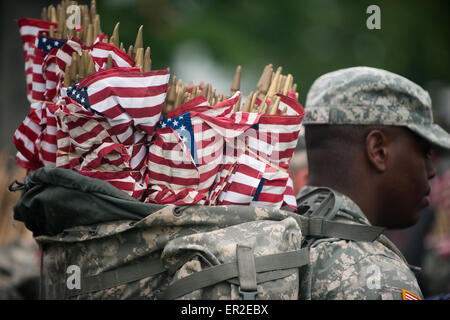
[402,289,421,300]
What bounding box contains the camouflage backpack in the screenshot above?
[10,168,383,300]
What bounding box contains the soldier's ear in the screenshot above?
[365,129,389,172]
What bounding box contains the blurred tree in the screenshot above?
[97,0,450,104]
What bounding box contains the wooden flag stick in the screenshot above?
[87,54,96,76]
[257,65,272,100]
[111,22,120,47]
[143,47,151,72]
[275,72,283,94]
[78,50,87,79]
[90,0,97,24]
[282,74,293,95]
[64,64,71,87]
[182,92,190,106]
[56,5,62,38]
[85,24,94,46]
[41,7,48,21]
[106,54,113,69]
[268,96,281,115]
[242,91,254,112]
[70,52,79,83]
[292,83,297,93]
[174,88,184,109]
[127,45,134,57]
[82,7,90,38]
[259,96,269,114]
[49,25,55,38]
[249,90,258,113]
[230,65,241,95]
[133,25,143,57]
[47,5,52,21]
[50,5,57,23]
[206,83,213,103]
[267,66,282,98]
[279,75,286,94]
[257,64,271,90]
[94,14,101,39]
[164,76,177,114]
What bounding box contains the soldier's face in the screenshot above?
[382,128,436,228]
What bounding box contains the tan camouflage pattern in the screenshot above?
[164,217,302,300]
[298,186,424,300]
[303,66,450,149]
[35,204,303,300]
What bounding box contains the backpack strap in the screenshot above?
[297,187,385,242]
[45,257,166,299]
[300,218,384,242]
[236,245,258,300]
[156,248,310,300]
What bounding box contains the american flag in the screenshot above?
[53,99,147,200]
[250,166,290,209]
[54,37,83,99]
[32,33,66,101]
[282,177,298,211]
[146,126,206,204]
[146,96,213,203]
[17,18,57,59]
[66,67,170,144]
[35,103,58,167]
[17,18,57,102]
[257,109,304,169]
[53,98,113,170]
[36,32,66,55]
[13,100,58,169]
[216,153,266,205]
[158,112,199,164]
[192,92,261,196]
[64,67,170,186]
[58,66,171,200]
[208,162,237,205]
[79,170,148,200]
[12,101,44,170]
[90,41,135,71]
[42,48,60,102]
[277,93,304,116]
[218,93,304,210]
[147,92,263,205]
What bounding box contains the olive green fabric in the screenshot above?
[11,168,387,300]
[12,167,165,237]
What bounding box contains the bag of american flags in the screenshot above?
[10,1,385,300]
[10,167,384,300]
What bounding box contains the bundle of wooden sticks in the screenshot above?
[164,64,299,115]
[40,0,150,87]
[39,0,299,115]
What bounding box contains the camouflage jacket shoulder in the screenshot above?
[297,186,423,300]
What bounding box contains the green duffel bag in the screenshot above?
[10,167,382,300]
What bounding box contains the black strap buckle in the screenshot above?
[239,287,258,300]
[8,179,25,192]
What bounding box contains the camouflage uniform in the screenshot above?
[299,66,450,300]
[298,186,423,300]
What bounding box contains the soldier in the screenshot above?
[298,66,450,300]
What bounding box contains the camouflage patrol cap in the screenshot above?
[303,66,450,149]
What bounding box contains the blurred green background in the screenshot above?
[1,0,450,164]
